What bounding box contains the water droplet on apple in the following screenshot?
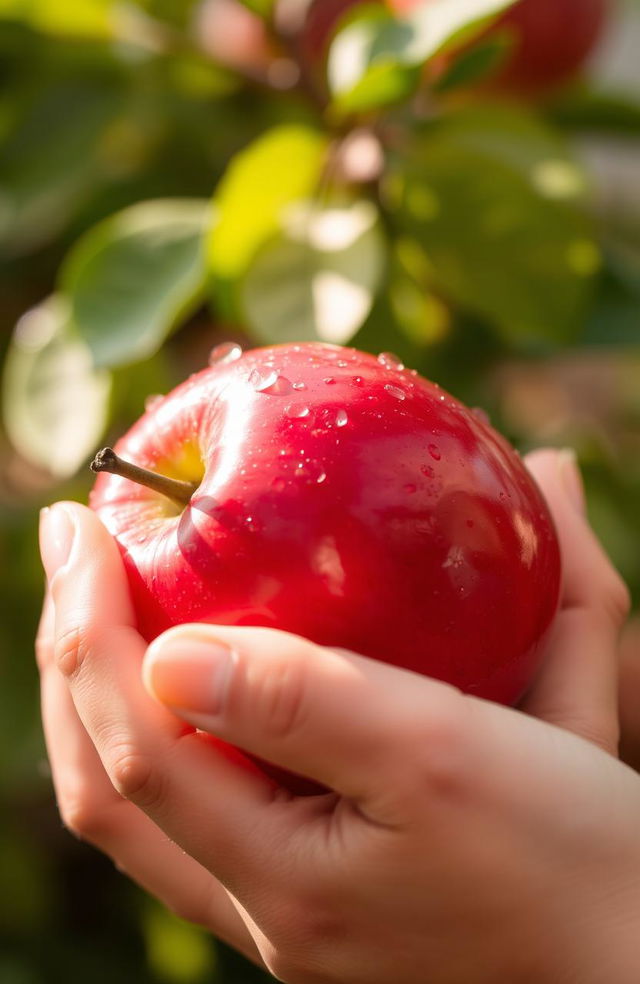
[144,394,163,412]
[335,409,348,427]
[324,377,336,385]
[471,407,490,425]
[292,381,306,390]
[285,403,310,419]
[404,483,417,494]
[336,360,348,368]
[428,444,441,461]
[421,464,434,478]
[385,384,406,401]
[209,341,243,366]
[249,368,279,392]
[378,352,404,371]
[272,477,286,492]
[352,376,364,386]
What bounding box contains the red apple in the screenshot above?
[487,0,610,94]
[91,342,560,714]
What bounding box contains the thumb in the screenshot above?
[143,623,467,807]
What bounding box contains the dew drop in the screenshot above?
[378,352,404,371]
[144,394,163,412]
[428,444,441,461]
[335,409,348,427]
[471,406,491,425]
[285,403,310,419]
[421,464,434,478]
[292,381,306,391]
[385,384,406,401]
[336,360,349,368]
[404,483,417,494]
[249,368,279,392]
[352,376,364,386]
[324,377,336,385]
[209,341,242,366]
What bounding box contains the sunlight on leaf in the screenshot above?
[208,124,328,285]
[242,198,386,344]
[2,296,111,478]
[61,199,210,369]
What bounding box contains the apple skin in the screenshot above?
[487,0,610,94]
[91,342,560,713]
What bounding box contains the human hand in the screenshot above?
[619,617,640,771]
[39,449,636,984]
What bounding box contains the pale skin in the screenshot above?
[37,448,640,984]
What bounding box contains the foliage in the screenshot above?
[1,0,640,981]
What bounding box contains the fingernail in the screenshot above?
[144,628,235,719]
[558,449,586,515]
[39,504,76,582]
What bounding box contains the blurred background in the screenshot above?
[1,0,639,980]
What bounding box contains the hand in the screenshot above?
[620,617,640,771]
[39,449,636,984]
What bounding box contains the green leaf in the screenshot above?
[235,0,275,17]
[207,124,328,304]
[0,0,113,37]
[61,199,210,369]
[548,87,640,139]
[142,900,217,984]
[0,78,126,258]
[2,296,111,478]
[242,198,386,344]
[433,31,513,93]
[328,0,516,114]
[387,107,597,345]
[582,246,640,346]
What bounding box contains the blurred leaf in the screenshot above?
[548,87,640,138]
[142,901,217,983]
[433,31,513,93]
[235,0,275,16]
[2,296,111,477]
[0,0,113,37]
[242,198,385,343]
[0,76,127,258]
[387,106,598,345]
[207,124,328,310]
[61,199,210,369]
[328,0,516,114]
[582,246,640,346]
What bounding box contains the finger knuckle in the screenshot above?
[58,791,110,843]
[35,632,53,671]
[602,571,631,626]
[54,624,90,678]
[397,692,470,803]
[236,652,309,742]
[107,745,164,811]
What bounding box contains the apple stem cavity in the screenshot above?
[90,448,198,508]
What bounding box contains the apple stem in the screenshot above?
[90,448,198,508]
